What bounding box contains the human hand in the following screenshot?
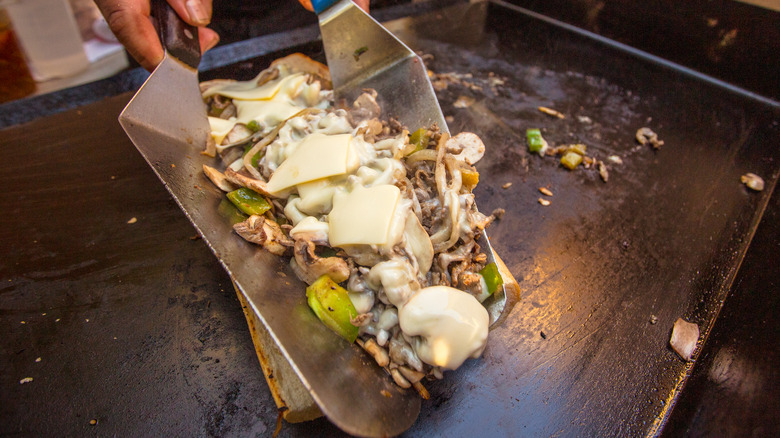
[95,0,220,71]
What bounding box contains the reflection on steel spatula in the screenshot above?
[313,0,520,326]
[119,0,209,148]
[119,1,420,437]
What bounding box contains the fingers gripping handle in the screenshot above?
[152,0,201,69]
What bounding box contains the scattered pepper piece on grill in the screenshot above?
[561,151,583,170]
[526,128,548,156]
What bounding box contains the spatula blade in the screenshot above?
[318,0,448,133]
[119,54,209,146]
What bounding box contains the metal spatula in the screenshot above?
[119,2,419,437]
[313,0,519,326]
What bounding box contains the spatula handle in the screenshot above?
[151,0,201,69]
[311,0,341,14]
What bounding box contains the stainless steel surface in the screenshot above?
[119,54,209,148]
[319,0,448,133]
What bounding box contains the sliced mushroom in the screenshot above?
[398,366,425,384]
[224,168,281,198]
[291,239,350,284]
[222,124,254,146]
[388,336,424,372]
[271,53,331,90]
[349,89,381,125]
[254,66,280,87]
[446,132,485,165]
[233,215,293,256]
[202,165,237,192]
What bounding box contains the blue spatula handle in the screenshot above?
[311,0,341,14]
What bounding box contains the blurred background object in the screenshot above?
[3,0,89,80]
[0,7,35,103]
[1,0,128,96]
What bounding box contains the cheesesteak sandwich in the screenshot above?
[200,54,512,420]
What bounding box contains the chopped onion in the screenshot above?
[670,318,699,361]
[740,173,764,191]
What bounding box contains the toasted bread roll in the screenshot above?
[234,284,322,423]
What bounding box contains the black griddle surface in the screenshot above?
[1,1,778,436]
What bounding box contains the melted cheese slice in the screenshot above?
[328,185,400,247]
[296,178,340,215]
[398,285,489,370]
[208,117,237,145]
[202,72,305,100]
[234,99,303,128]
[267,133,356,193]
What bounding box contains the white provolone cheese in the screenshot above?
[208,116,237,145]
[202,72,305,100]
[234,99,304,128]
[328,185,400,247]
[267,133,356,193]
[289,216,330,243]
[296,178,341,216]
[398,285,489,370]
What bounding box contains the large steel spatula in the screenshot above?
[119,1,420,437]
[313,0,520,326]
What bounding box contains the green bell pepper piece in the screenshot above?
[246,120,261,132]
[226,188,271,216]
[306,275,359,342]
[409,128,430,154]
[526,128,548,155]
[479,262,503,295]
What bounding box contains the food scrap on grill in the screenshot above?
[670,318,699,361]
[525,126,617,183]
[636,127,664,149]
[538,106,565,119]
[741,173,765,191]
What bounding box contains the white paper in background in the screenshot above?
[4,0,89,81]
[83,39,124,63]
